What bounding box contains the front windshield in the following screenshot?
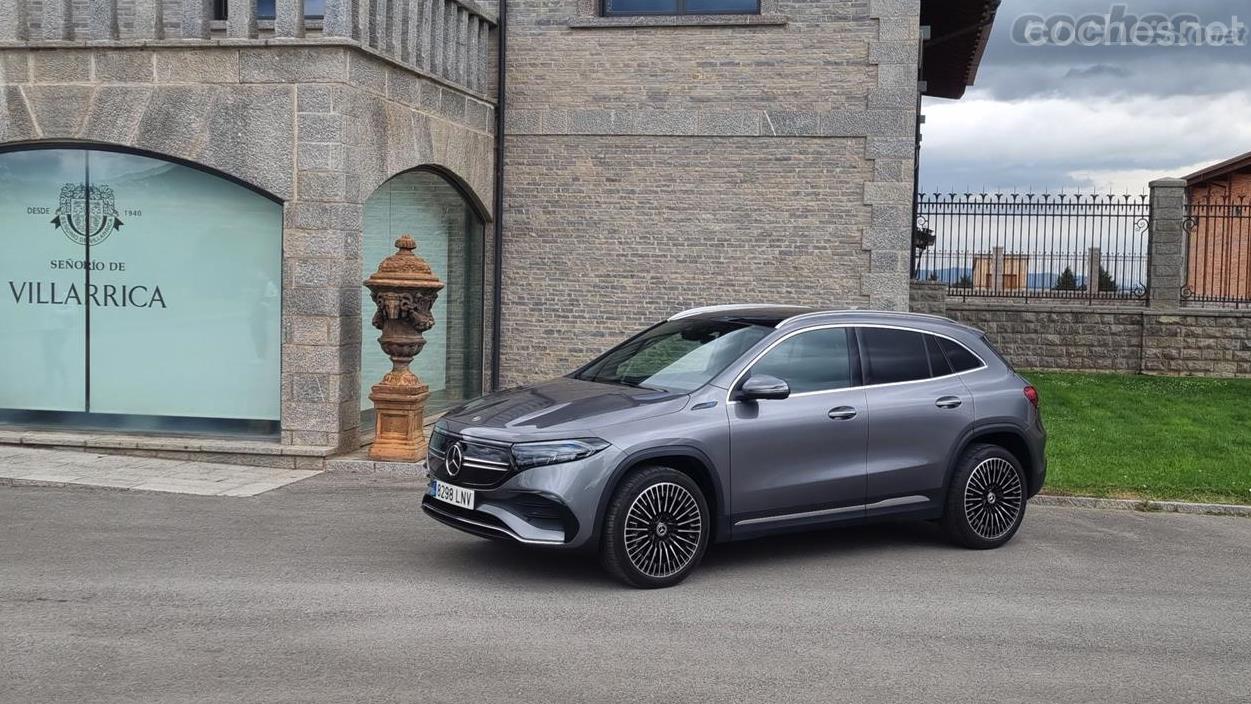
[574,319,773,393]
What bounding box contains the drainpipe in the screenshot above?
[911,25,929,280]
[490,0,508,391]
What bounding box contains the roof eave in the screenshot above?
[1183,150,1251,186]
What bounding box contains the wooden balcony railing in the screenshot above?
[0,0,496,96]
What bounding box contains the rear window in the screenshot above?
[937,337,984,373]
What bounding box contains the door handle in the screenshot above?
[828,406,858,421]
[935,396,963,410]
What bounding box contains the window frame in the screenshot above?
[726,324,988,404]
[601,0,762,17]
[741,326,858,396]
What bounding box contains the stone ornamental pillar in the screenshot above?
[363,235,444,462]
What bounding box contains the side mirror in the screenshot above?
[738,374,791,402]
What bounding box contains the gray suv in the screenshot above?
[423,306,1046,588]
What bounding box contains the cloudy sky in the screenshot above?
[919,0,1251,193]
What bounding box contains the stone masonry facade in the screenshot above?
[0,42,495,463]
[498,0,922,384]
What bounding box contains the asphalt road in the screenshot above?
[3,475,1249,704]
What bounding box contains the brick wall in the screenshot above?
[1187,174,1251,301]
[500,0,922,384]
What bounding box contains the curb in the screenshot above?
[1033,494,1251,518]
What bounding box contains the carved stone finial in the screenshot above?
[362,235,445,462]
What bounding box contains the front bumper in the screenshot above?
[421,446,625,550]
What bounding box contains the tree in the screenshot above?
[1098,266,1118,293]
[1053,266,1080,291]
[955,274,973,289]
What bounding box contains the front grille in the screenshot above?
[428,430,514,488]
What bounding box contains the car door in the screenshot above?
[728,327,868,525]
[857,327,977,509]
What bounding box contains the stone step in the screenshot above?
[324,449,427,476]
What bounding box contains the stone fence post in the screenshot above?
[1086,247,1101,294]
[1148,178,1187,309]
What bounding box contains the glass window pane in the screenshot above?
[606,0,679,14]
[938,337,983,373]
[86,150,283,421]
[255,0,325,18]
[0,149,88,413]
[861,328,931,385]
[685,0,759,13]
[925,334,953,377]
[751,328,853,394]
[576,320,771,393]
[362,172,485,417]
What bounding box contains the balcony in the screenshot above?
[0,0,497,98]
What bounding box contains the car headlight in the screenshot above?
[511,438,611,470]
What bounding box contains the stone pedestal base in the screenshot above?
[368,380,431,462]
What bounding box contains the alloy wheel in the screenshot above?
[624,482,703,579]
[963,457,1024,540]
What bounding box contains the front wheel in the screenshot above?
[600,466,710,589]
[942,444,1028,549]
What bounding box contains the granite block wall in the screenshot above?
[499,0,922,384]
[927,299,1251,379]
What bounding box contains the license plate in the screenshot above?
[429,479,474,510]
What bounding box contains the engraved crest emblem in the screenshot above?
[51,183,124,246]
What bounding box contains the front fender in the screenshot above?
[591,444,730,546]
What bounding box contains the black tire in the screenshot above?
[942,444,1028,549]
[600,465,710,589]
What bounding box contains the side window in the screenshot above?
[604,1,761,16]
[925,335,953,377]
[937,337,984,373]
[749,328,853,394]
[859,328,931,385]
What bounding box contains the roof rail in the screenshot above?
[776,308,957,330]
[668,304,810,321]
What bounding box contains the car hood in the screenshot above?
[438,377,689,439]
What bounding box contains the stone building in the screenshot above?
[0,0,995,466]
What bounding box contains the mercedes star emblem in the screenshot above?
[446,442,464,477]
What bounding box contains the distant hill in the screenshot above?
[916,267,1142,292]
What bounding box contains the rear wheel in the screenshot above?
[600,466,710,589]
[942,444,1027,549]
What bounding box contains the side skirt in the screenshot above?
[727,495,940,541]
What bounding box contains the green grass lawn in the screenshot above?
[1025,371,1251,505]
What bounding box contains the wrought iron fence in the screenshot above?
[913,192,1151,302]
[1183,196,1251,308]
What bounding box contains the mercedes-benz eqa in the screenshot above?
[423,306,1046,588]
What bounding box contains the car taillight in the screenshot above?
[1023,385,1040,409]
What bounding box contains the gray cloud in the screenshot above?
[972,0,1251,99]
[920,0,1251,192]
[1064,64,1133,79]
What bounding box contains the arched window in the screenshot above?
[362,170,486,419]
[0,146,283,435]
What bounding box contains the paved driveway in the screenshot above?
[2,475,1248,703]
